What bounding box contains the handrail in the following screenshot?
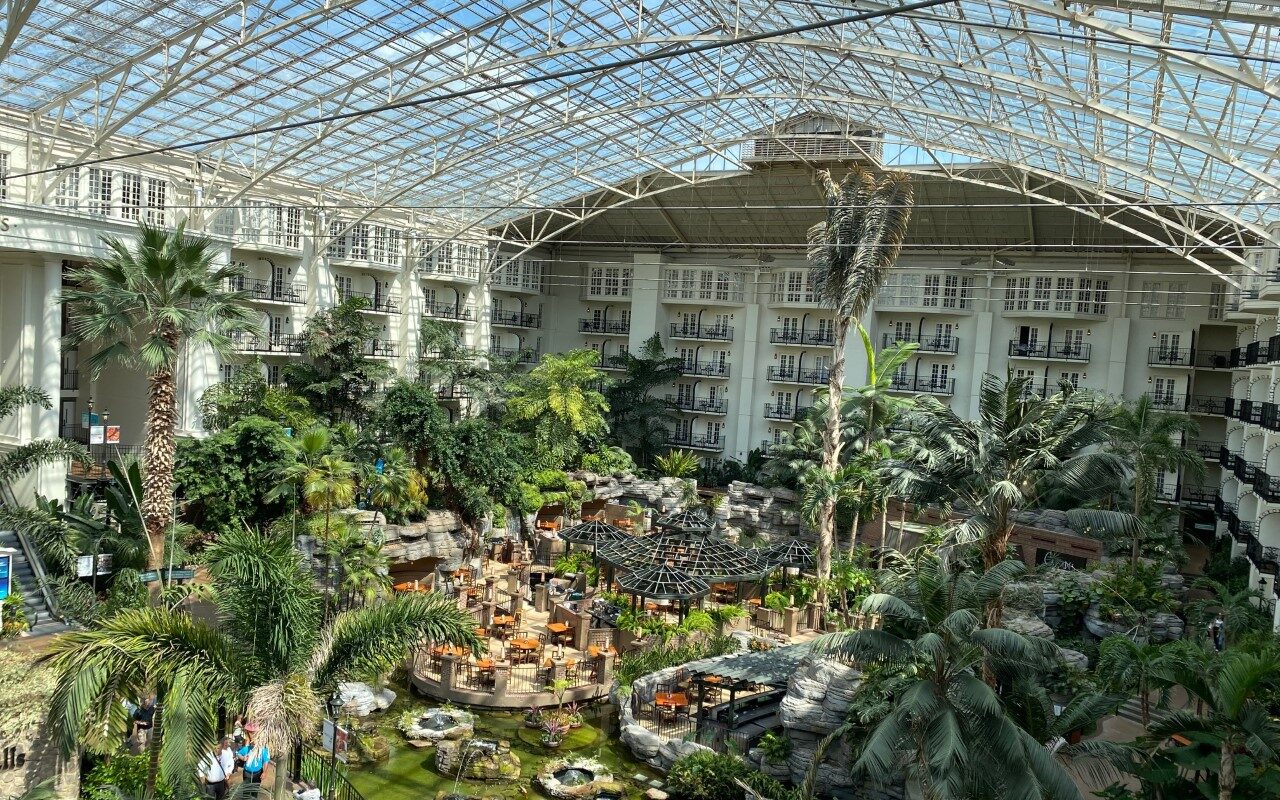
[0,485,60,622]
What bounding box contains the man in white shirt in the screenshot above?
[294,779,321,800]
[199,737,235,800]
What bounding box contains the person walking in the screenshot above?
[199,737,235,800]
[1210,614,1227,651]
[237,724,271,786]
[130,697,156,751]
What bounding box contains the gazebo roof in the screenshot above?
[654,508,715,533]
[688,643,814,689]
[617,564,710,601]
[597,531,771,583]
[765,539,816,570]
[559,519,630,547]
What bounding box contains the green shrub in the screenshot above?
[82,754,175,800]
[654,449,699,478]
[615,636,739,688]
[579,446,636,475]
[666,751,797,800]
[1052,573,1093,633]
[1,580,28,637]
[1094,562,1175,623]
[757,731,792,763]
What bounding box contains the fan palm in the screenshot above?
[812,554,1076,800]
[897,372,1120,628]
[45,527,479,798]
[1106,394,1204,565]
[807,167,914,601]
[506,348,609,468]
[61,222,256,582]
[1146,643,1280,800]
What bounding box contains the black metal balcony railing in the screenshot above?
[1264,402,1280,432]
[232,332,304,353]
[1007,341,1091,361]
[889,376,956,395]
[1247,535,1280,576]
[61,370,79,391]
[365,340,397,358]
[679,360,731,378]
[665,395,728,414]
[1146,392,1187,412]
[579,318,630,335]
[435,385,471,401]
[1269,335,1280,364]
[765,366,827,384]
[1247,341,1265,365]
[1147,347,1193,367]
[770,329,835,346]
[424,301,474,321]
[763,403,812,421]
[489,345,540,364]
[1233,455,1261,485]
[229,277,307,305]
[670,324,733,342]
[492,309,541,328]
[881,333,960,355]
[1194,349,1234,370]
[1231,347,1247,368]
[1187,395,1230,416]
[666,432,725,451]
[338,288,399,313]
[1179,485,1217,508]
[1238,399,1264,425]
[1219,445,1236,469]
[1186,439,1221,460]
[1257,472,1280,504]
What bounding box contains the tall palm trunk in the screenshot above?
[818,318,850,605]
[1130,480,1145,568]
[143,363,178,604]
[847,507,860,558]
[1220,736,1236,800]
[144,688,166,799]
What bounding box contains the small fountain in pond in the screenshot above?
[400,707,475,744]
[536,758,622,799]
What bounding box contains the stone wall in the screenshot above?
[769,658,904,800]
[571,473,802,543]
[379,511,467,564]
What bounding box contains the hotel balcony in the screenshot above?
[1007,340,1091,362]
[579,319,630,335]
[888,376,955,396]
[666,432,725,452]
[770,329,834,347]
[881,333,960,355]
[492,309,541,329]
[665,396,728,415]
[669,323,733,342]
[766,366,828,385]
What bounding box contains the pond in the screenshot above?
[344,686,661,800]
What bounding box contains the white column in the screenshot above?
[968,311,994,418]
[628,253,665,351]
[19,258,65,501]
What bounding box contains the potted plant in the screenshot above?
[540,719,570,748]
[564,701,584,728]
[524,704,543,728]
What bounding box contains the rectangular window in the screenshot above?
[1209,282,1226,320]
[929,363,950,390]
[589,267,604,296]
[1032,276,1051,311]
[145,177,167,225]
[54,167,81,208]
[349,224,369,260]
[120,173,141,220]
[1059,371,1080,388]
[933,322,953,348]
[893,320,913,342]
[0,151,8,199]
[87,168,112,215]
[1054,276,1075,312]
[941,275,962,308]
[1092,279,1110,315]
[1165,282,1187,319]
[327,220,347,258]
[922,275,941,307]
[1140,282,1162,318]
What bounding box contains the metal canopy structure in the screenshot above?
[1,0,1277,265]
[596,528,771,583]
[617,563,711,601]
[654,508,716,534]
[764,539,816,570]
[559,519,631,548]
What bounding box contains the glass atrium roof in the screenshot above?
[4,0,1278,250]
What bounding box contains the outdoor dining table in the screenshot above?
[475,658,495,670]
[433,643,468,657]
[393,581,428,592]
[546,622,572,644]
[509,638,541,663]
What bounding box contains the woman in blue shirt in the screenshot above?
[237,723,270,784]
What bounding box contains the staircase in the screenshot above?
[0,529,65,636]
[1115,693,1175,728]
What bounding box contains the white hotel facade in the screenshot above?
[2,112,1279,621]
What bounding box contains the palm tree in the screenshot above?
[61,222,256,582]
[506,348,609,468]
[362,446,428,523]
[1146,644,1280,800]
[1094,636,1172,729]
[0,387,90,536]
[272,427,356,542]
[1106,394,1204,565]
[812,554,1077,800]
[46,527,479,798]
[419,319,516,411]
[1185,577,1271,646]
[807,167,914,601]
[899,372,1120,628]
[604,334,683,468]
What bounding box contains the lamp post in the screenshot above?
[325,695,342,800]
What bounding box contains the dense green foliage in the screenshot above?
[284,297,392,424]
[615,636,740,689]
[666,751,798,800]
[175,416,298,534]
[602,334,682,467]
[198,360,317,432]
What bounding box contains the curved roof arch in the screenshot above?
[4,0,1278,263]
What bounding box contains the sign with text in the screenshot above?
[89,425,105,444]
[321,719,349,763]
[0,553,11,601]
[105,425,121,444]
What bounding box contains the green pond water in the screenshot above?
[344,686,661,800]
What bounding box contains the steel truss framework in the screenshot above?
[2,0,1279,271]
